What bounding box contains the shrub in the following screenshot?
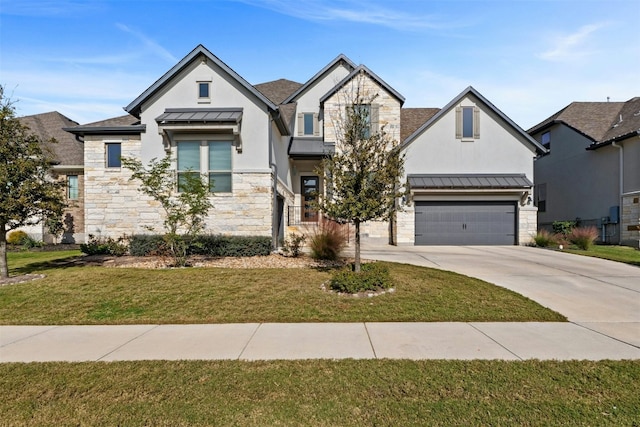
[21,235,44,249]
[128,234,166,256]
[281,233,306,257]
[330,263,392,294]
[309,219,348,260]
[552,220,576,236]
[7,230,28,245]
[533,229,557,247]
[127,234,272,257]
[80,234,128,256]
[568,226,599,250]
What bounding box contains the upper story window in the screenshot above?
[208,141,232,193]
[67,175,79,200]
[541,131,551,150]
[297,112,319,136]
[535,183,547,212]
[197,79,211,103]
[456,106,480,140]
[177,141,201,192]
[106,143,121,168]
[348,104,379,139]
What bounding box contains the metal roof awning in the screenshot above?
[408,174,533,190]
[156,108,243,151]
[288,138,335,158]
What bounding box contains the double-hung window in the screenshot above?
[67,175,79,200]
[208,141,232,193]
[106,143,121,168]
[177,141,201,192]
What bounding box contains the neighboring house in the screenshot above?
[396,87,546,245]
[529,98,640,247]
[63,44,542,247]
[17,111,84,243]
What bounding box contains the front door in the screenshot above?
[301,176,319,222]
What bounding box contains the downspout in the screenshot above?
[269,114,278,250]
[612,141,623,244]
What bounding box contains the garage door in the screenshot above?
[415,201,516,245]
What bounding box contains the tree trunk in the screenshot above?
[354,220,361,273]
[0,226,8,279]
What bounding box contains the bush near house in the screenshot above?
[552,220,577,236]
[128,234,272,257]
[6,230,28,246]
[330,262,392,294]
[80,234,128,256]
[533,229,557,247]
[568,226,599,250]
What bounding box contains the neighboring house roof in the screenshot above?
[527,101,626,141]
[408,174,533,190]
[591,97,640,148]
[402,86,546,154]
[319,64,405,106]
[400,108,440,142]
[254,79,303,105]
[282,54,357,104]
[19,111,83,166]
[125,44,279,117]
[64,114,145,136]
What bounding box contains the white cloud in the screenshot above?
[538,23,608,62]
[233,0,466,31]
[116,23,178,63]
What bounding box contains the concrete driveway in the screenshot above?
[361,244,640,345]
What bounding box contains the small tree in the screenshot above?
[121,154,212,266]
[316,79,405,272]
[0,86,65,278]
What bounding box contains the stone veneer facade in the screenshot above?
[84,135,274,238]
[621,193,640,248]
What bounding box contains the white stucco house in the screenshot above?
[64,44,544,247]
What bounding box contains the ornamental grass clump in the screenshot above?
[309,218,348,260]
[568,226,599,250]
[533,229,557,248]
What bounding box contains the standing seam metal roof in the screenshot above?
[408,174,533,189]
[156,108,242,123]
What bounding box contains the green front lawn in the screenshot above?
[1,360,638,426]
[563,244,640,267]
[1,251,565,324]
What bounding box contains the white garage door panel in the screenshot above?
[415,202,516,245]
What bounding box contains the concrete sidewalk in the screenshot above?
[2,322,639,362]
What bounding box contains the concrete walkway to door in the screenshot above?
[361,244,640,347]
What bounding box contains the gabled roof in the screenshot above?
[402,86,546,154]
[64,114,145,137]
[282,54,357,104]
[528,101,626,142]
[19,111,83,166]
[319,64,405,105]
[255,79,303,105]
[125,44,278,117]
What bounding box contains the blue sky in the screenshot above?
[1,0,638,129]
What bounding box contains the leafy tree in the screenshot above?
[0,86,65,278]
[121,154,212,266]
[316,83,405,272]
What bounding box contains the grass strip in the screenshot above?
[1,360,638,426]
[1,258,565,324]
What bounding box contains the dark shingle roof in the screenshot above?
[64,114,145,136]
[599,97,640,143]
[19,111,83,166]
[528,101,626,141]
[408,174,533,189]
[254,79,303,105]
[401,108,440,142]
